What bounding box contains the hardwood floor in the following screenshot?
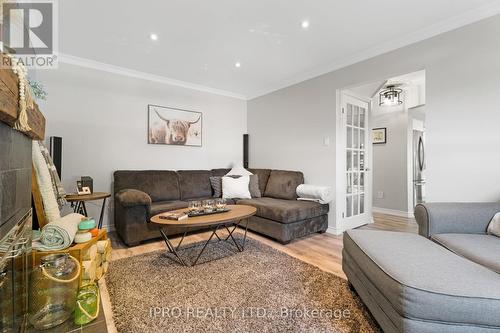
[101,213,417,332]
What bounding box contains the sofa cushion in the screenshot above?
[248,168,271,194]
[211,168,231,178]
[177,170,212,200]
[264,170,304,200]
[236,197,328,224]
[114,170,180,202]
[432,233,500,274]
[343,230,500,328]
[149,200,188,217]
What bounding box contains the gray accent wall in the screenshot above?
[248,15,500,228]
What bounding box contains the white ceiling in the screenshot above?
[58,0,500,99]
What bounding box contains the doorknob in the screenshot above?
[365,168,371,171]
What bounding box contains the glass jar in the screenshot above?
[74,283,99,325]
[28,253,81,330]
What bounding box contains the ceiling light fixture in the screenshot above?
[235,62,241,68]
[150,33,158,41]
[301,20,310,29]
[379,85,403,106]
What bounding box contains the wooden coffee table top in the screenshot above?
[150,204,256,228]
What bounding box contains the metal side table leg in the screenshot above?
[98,197,107,229]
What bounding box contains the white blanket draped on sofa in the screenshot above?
[296,184,333,204]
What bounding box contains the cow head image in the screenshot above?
[154,110,201,145]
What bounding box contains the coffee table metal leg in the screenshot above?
[176,231,188,251]
[160,228,188,266]
[225,221,242,252]
[192,225,220,266]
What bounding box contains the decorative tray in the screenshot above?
[187,208,230,217]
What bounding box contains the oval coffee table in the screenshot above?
[150,204,256,266]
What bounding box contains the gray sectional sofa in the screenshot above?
[343,202,500,333]
[113,168,329,246]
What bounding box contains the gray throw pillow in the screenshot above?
[209,176,223,198]
[249,175,261,198]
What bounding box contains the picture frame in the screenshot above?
[148,104,202,147]
[372,127,387,144]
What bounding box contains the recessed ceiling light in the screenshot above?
[235,62,241,68]
[150,33,158,41]
[301,20,310,29]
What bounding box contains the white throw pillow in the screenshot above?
[487,212,500,237]
[226,164,252,177]
[222,176,251,199]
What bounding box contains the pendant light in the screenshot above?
[379,85,403,106]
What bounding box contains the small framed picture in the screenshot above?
[372,128,387,144]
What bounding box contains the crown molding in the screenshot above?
[247,2,500,99]
[57,53,247,100]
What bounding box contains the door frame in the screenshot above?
[334,90,374,234]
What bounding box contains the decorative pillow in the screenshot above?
[249,175,261,198]
[209,176,223,198]
[222,176,251,199]
[226,165,252,177]
[487,212,500,237]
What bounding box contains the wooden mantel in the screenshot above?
[0,53,45,140]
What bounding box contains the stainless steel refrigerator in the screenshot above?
[413,130,426,207]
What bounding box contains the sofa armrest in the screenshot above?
[115,189,151,208]
[414,202,500,238]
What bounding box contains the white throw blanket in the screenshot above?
[296,184,333,204]
[33,213,84,251]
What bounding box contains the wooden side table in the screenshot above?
[65,192,111,229]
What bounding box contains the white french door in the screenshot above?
[336,93,372,231]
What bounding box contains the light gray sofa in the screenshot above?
[343,202,500,333]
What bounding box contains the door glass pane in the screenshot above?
[347,127,352,148]
[354,106,360,127]
[346,151,352,171]
[360,173,365,192]
[352,172,359,194]
[346,196,352,217]
[353,128,359,149]
[359,151,365,170]
[346,173,352,193]
[360,107,366,128]
[346,104,353,126]
[360,129,365,149]
[353,195,359,215]
[353,151,358,171]
[360,194,365,214]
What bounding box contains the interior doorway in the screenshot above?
[336,70,426,232]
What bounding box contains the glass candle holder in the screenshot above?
[215,198,226,211]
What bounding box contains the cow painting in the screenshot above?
[148,105,202,146]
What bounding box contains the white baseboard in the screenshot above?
[372,207,414,218]
[326,226,343,235]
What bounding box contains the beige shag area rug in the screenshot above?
[107,237,380,333]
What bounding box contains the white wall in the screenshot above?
[248,15,500,230]
[35,63,247,228]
